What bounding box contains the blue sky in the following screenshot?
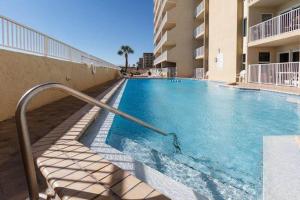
[0,0,154,66]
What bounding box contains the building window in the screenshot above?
[279,52,290,63]
[259,52,270,63]
[243,18,247,37]
[292,51,299,62]
[261,14,273,22]
[242,54,246,63]
[241,54,246,70]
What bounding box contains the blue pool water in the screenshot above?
[89,79,300,199]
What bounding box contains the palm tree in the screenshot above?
[118,45,134,73]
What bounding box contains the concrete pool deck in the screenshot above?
[264,136,300,200]
[0,80,119,200]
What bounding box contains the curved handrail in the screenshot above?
[15,82,170,200]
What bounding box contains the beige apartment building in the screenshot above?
[246,0,300,86]
[153,0,243,82]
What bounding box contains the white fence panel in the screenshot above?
[0,15,118,69]
[195,68,204,79]
[248,62,300,87]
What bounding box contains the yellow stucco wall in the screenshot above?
[174,0,196,77]
[0,50,120,121]
[208,0,243,83]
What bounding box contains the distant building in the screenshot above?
[143,53,154,68]
[137,57,144,69]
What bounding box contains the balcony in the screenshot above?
[154,0,161,16]
[154,29,176,55]
[154,9,176,44]
[195,1,204,18]
[154,0,176,32]
[249,7,300,47]
[248,62,300,87]
[154,48,176,65]
[194,23,205,38]
[195,46,204,59]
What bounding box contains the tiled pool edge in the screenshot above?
[83,79,207,200]
[263,136,300,200]
[32,78,126,152]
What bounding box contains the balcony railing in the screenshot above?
[249,7,300,42]
[195,1,204,18]
[194,23,205,38]
[0,15,118,69]
[195,46,204,59]
[247,62,300,87]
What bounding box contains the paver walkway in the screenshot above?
[0,80,118,200]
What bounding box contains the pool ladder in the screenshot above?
[15,82,175,200]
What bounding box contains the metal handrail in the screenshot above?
[15,82,169,200]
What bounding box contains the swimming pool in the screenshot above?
[83,79,300,199]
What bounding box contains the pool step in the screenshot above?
[107,134,258,200]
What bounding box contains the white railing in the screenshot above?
[249,7,300,42]
[195,1,204,17]
[247,62,300,87]
[0,15,118,69]
[195,46,204,58]
[195,68,205,79]
[194,23,205,38]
